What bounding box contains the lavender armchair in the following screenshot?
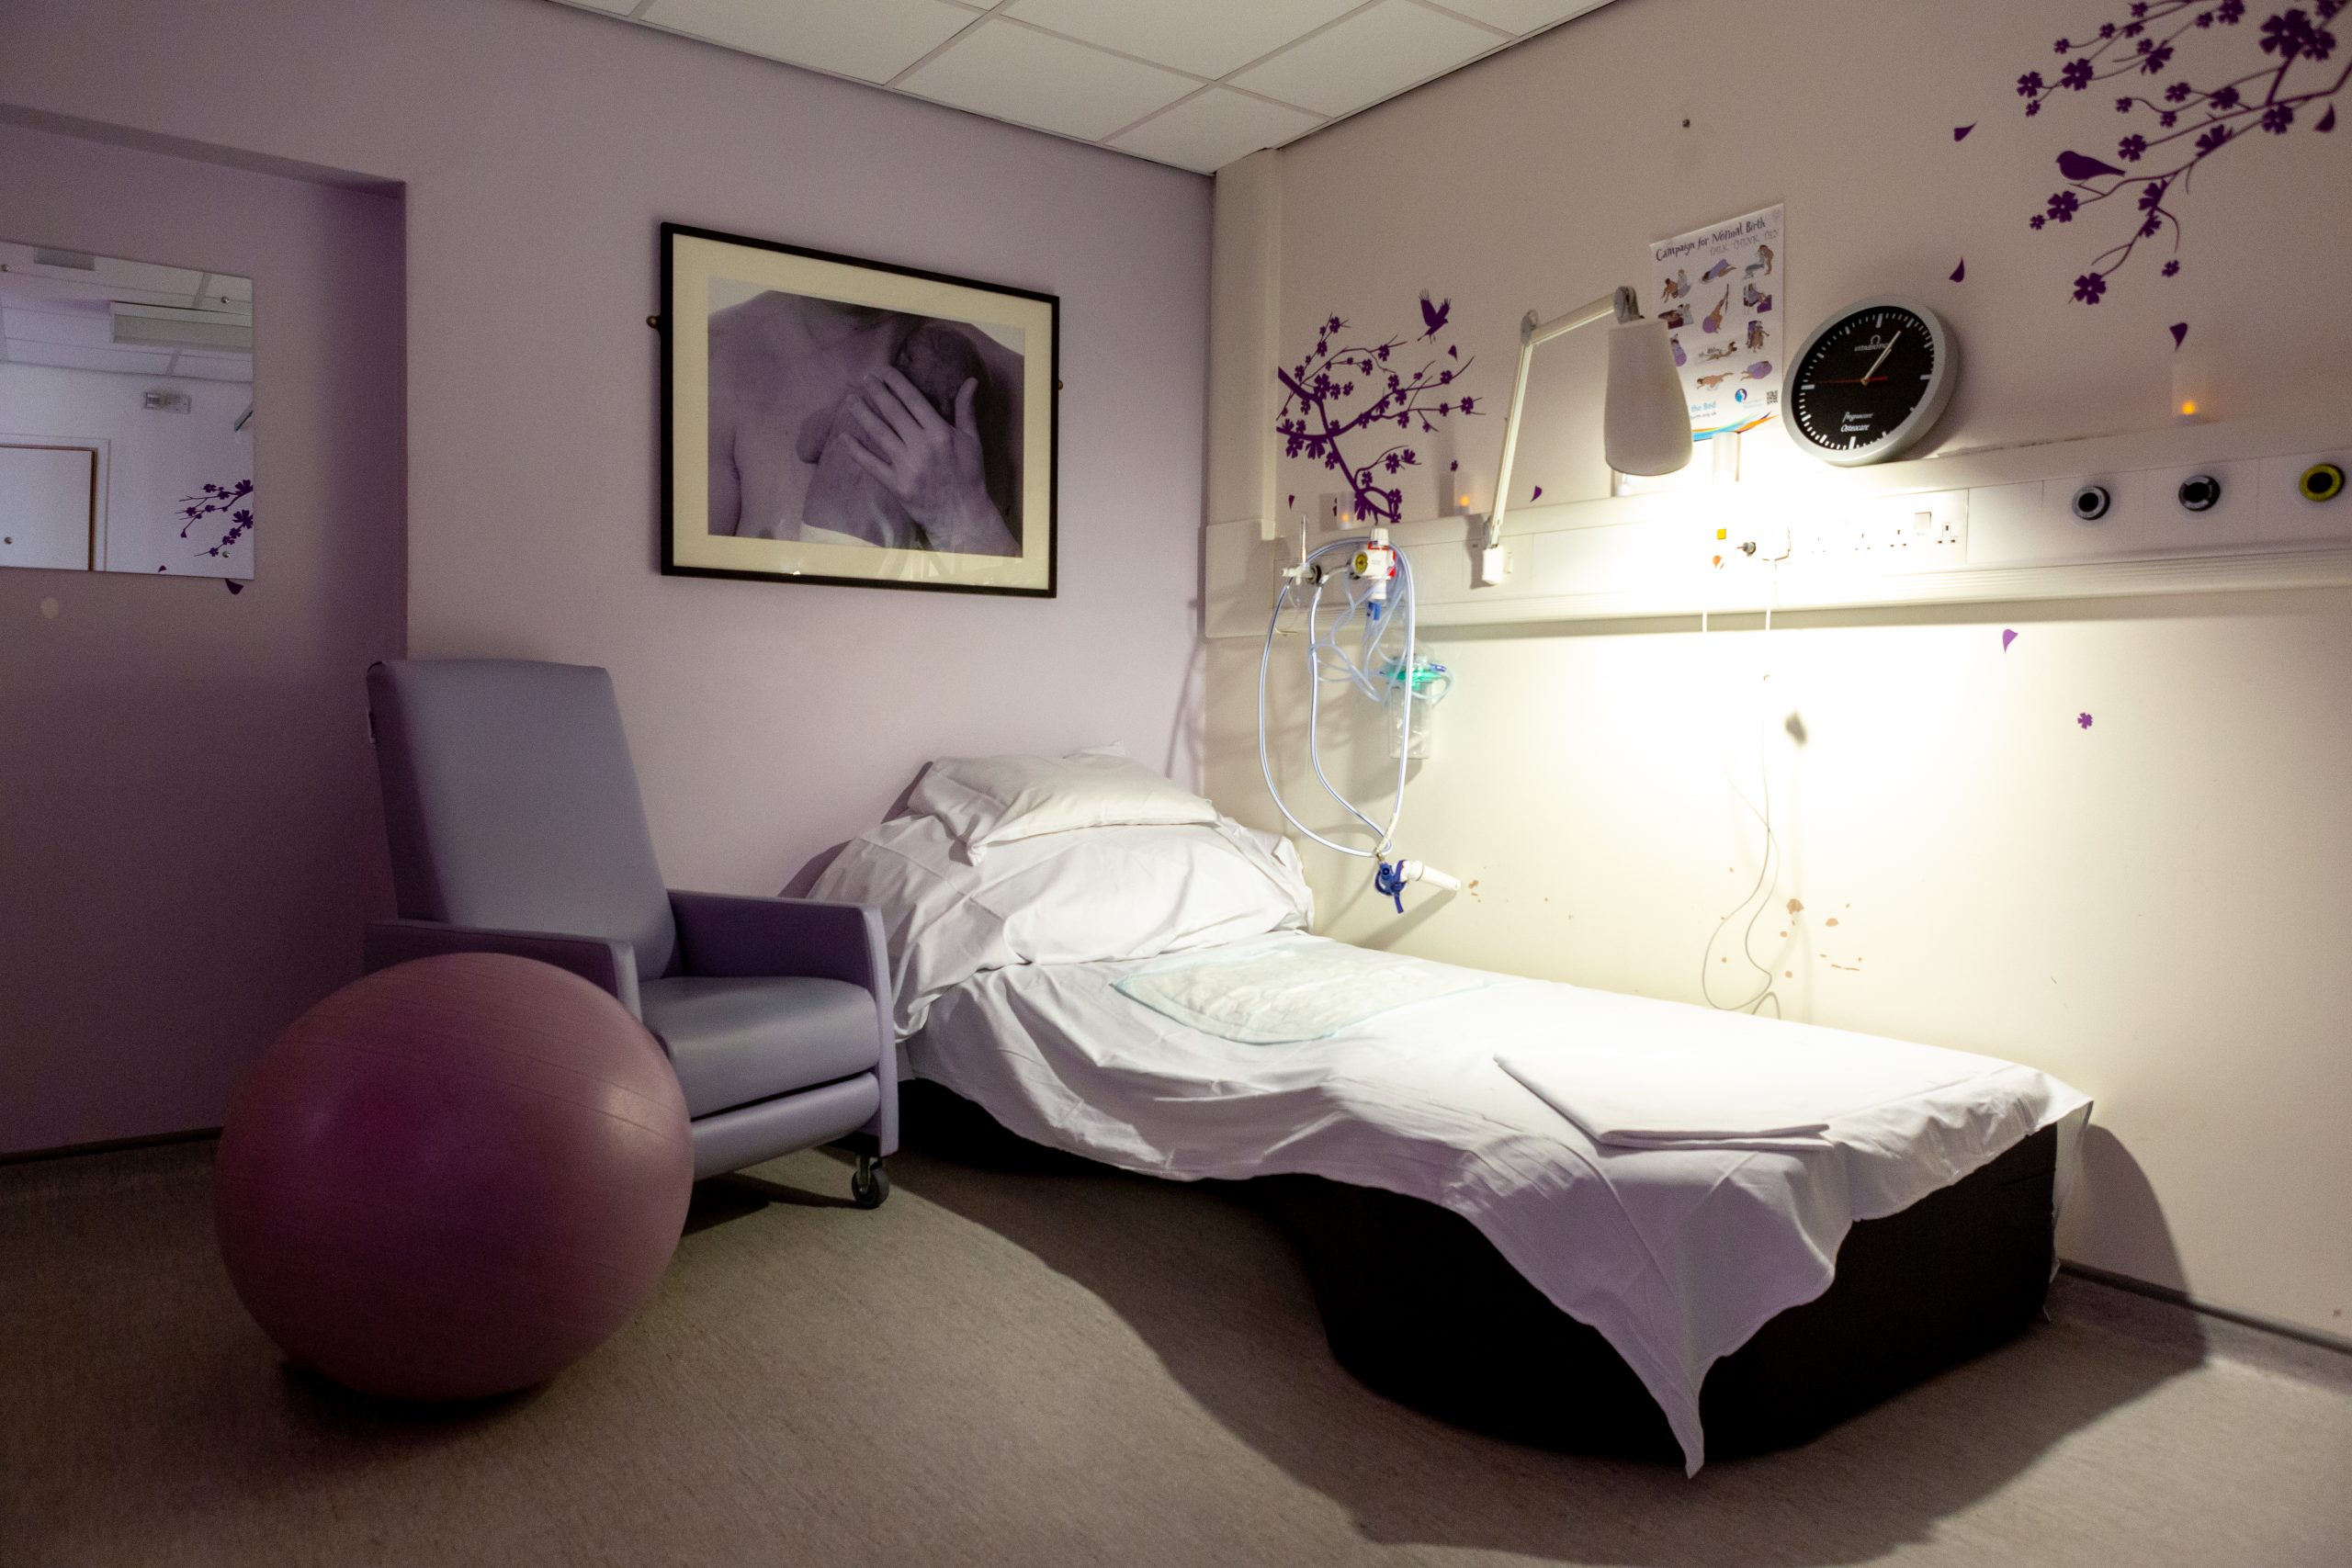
[363,658,896,1204]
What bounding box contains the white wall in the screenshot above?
[0,120,405,1155]
[1204,0,2352,1338]
[0,0,1212,903]
[0,362,253,576]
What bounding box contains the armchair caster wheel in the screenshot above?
[851,1156,889,1210]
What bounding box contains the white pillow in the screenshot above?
[808,815,1312,1037]
[906,747,1217,857]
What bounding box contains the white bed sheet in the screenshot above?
[907,932,2091,1473]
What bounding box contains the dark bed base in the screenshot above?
[901,1081,2057,1462]
[1261,1127,2058,1461]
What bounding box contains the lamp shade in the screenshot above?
[1603,319,1694,477]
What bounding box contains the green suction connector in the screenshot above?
[2300,462,2346,504]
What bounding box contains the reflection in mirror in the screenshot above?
[0,240,253,581]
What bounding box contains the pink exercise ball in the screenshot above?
[213,953,693,1402]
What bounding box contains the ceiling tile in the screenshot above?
[1004,0,1360,80]
[898,20,1197,142]
[641,0,978,85]
[3,342,175,375]
[1430,0,1611,34]
[1230,0,1498,118]
[1,307,109,349]
[1111,88,1323,174]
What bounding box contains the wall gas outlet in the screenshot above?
[2257,450,2352,544]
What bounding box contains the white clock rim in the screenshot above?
[1783,296,1959,468]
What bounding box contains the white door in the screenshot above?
[0,445,97,571]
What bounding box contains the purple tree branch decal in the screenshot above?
[177,477,254,562]
[1274,296,1477,529]
[2007,1,2346,302]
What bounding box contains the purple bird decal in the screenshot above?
[2002,629,2018,652]
[1419,293,1451,337]
[1702,258,1732,282]
[1951,259,1966,283]
[1954,123,1975,141]
[2056,149,2126,183]
[2169,322,2188,350]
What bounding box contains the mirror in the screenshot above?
[0,239,253,581]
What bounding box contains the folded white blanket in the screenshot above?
[1497,1009,1990,1151]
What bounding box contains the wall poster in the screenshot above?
[1647,204,1783,440]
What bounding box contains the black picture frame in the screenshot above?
[659,220,1058,597]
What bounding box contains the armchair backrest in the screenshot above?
[368,658,676,980]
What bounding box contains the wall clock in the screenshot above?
[1785,297,1957,466]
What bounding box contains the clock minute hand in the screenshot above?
[1859,330,1903,386]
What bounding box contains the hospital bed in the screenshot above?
[809,752,2091,1472]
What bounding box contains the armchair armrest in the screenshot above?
[668,891,896,1157]
[667,891,888,995]
[363,919,642,1018]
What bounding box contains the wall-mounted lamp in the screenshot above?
[1477,285,1692,586]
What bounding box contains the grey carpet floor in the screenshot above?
[2,1137,2346,1568]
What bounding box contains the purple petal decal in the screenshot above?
[2002,628,2018,651]
[1954,123,1976,141]
[1531,485,1544,502]
[2320,106,2337,133]
[2169,321,2188,349]
[226,580,244,595]
[1449,460,1458,471]
[2076,712,2094,728]
[1950,258,1966,282]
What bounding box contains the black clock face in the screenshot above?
[1791,306,1940,457]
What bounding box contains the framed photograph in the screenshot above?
[661,221,1057,596]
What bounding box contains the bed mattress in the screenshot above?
[907,932,2089,1472]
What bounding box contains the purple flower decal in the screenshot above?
[1275,299,1479,530]
[176,477,255,565]
[2002,628,2019,650]
[1998,1,2348,303]
[2077,712,2095,728]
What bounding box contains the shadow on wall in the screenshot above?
[840,1090,2199,1567]
[2063,1123,2194,1296]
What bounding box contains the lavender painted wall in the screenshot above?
[0,0,1209,1147]
[0,122,406,1153]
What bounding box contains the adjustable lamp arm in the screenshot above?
[1480,284,1645,582]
